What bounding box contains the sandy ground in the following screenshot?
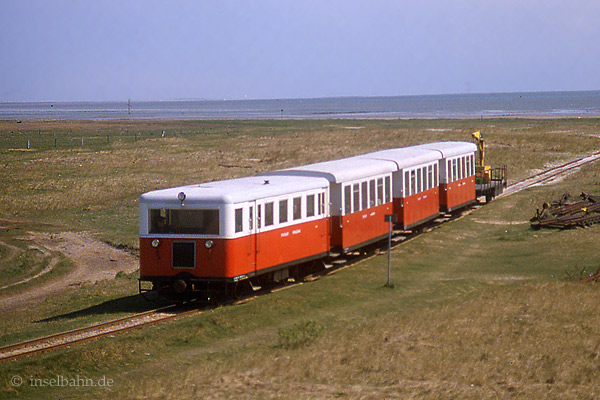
[0,231,138,311]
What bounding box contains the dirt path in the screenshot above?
[0,231,138,311]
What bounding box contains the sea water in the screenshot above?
[1,91,599,121]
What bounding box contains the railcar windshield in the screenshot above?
[149,208,219,235]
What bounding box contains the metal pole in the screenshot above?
[384,214,396,287]
[387,219,392,286]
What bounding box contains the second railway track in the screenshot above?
[499,151,600,198]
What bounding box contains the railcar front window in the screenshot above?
[149,209,219,235]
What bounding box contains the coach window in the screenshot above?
[318,192,325,215]
[404,171,410,196]
[417,169,422,193]
[453,159,458,181]
[344,185,352,214]
[455,158,459,181]
[377,178,384,205]
[249,206,254,230]
[265,202,274,226]
[369,180,376,207]
[279,199,288,223]
[469,155,473,176]
[307,194,315,217]
[235,208,243,233]
[385,176,391,203]
[293,197,302,220]
[427,165,433,190]
[434,164,438,186]
[456,159,460,181]
[353,183,360,212]
[410,170,416,195]
[257,205,262,228]
[461,157,466,179]
[361,181,368,209]
[470,155,474,175]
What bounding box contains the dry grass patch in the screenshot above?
[133,282,600,400]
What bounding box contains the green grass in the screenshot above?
[1,118,600,399]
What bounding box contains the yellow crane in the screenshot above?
[471,131,491,184]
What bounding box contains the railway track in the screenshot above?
[3,150,600,363]
[0,303,198,362]
[499,151,600,198]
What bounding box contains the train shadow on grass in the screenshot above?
[36,293,173,323]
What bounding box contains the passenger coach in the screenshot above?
[358,147,442,230]
[414,142,477,212]
[268,156,395,253]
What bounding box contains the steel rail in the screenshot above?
[0,303,189,362]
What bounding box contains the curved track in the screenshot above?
[0,304,189,362]
[3,150,600,363]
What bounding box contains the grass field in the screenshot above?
[1,118,600,399]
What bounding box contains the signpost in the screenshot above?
[384,214,397,287]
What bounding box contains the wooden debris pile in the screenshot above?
[531,192,600,229]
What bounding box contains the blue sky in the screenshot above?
[1,0,599,102]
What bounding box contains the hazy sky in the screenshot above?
[1,0,599,102]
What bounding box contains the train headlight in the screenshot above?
[178,192,186,202]
[151,239,160,248]
[205,240,214,249]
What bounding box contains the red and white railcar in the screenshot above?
[413,142,477,212]
[358,148,442,229]
[269,157,396,253]
[139,174,330,296]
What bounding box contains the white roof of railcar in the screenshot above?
[140,174,329,205]
[266,156,397,183]
[411,141,477,158]
[358,147,441,169]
